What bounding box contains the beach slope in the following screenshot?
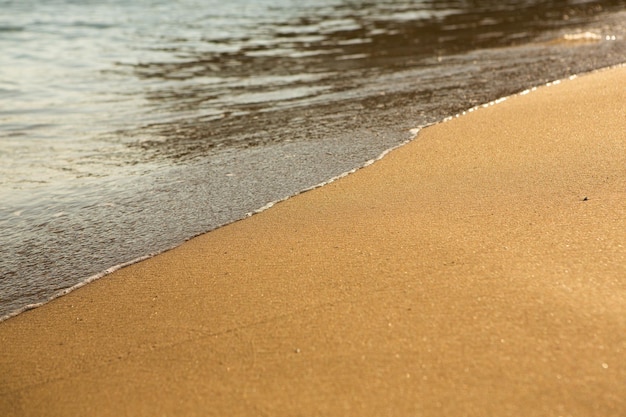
[1,66,625,417]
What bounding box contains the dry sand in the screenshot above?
[1,65,625,417]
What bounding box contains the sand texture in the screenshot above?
[1,65,625,417]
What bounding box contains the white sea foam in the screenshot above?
[560,31,618,43]
[563,31,603,42]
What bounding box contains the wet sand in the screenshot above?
[1,65,625,417]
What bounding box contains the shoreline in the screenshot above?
[2,64,626,416]
[4,16,626,320]
[2,63,623,325]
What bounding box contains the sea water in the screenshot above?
[1,0,626,320]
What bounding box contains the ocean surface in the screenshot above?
[1,0,625,320]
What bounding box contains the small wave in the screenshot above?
[0,25,23,32]
[70,21,114,30]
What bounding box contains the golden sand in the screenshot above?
[1,65,625,417]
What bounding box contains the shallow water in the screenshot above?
[1,0,626,319]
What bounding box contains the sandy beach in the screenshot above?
[1,65,625,416]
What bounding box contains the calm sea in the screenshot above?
[1,0,625,320]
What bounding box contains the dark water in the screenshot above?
[1,0,626,320]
